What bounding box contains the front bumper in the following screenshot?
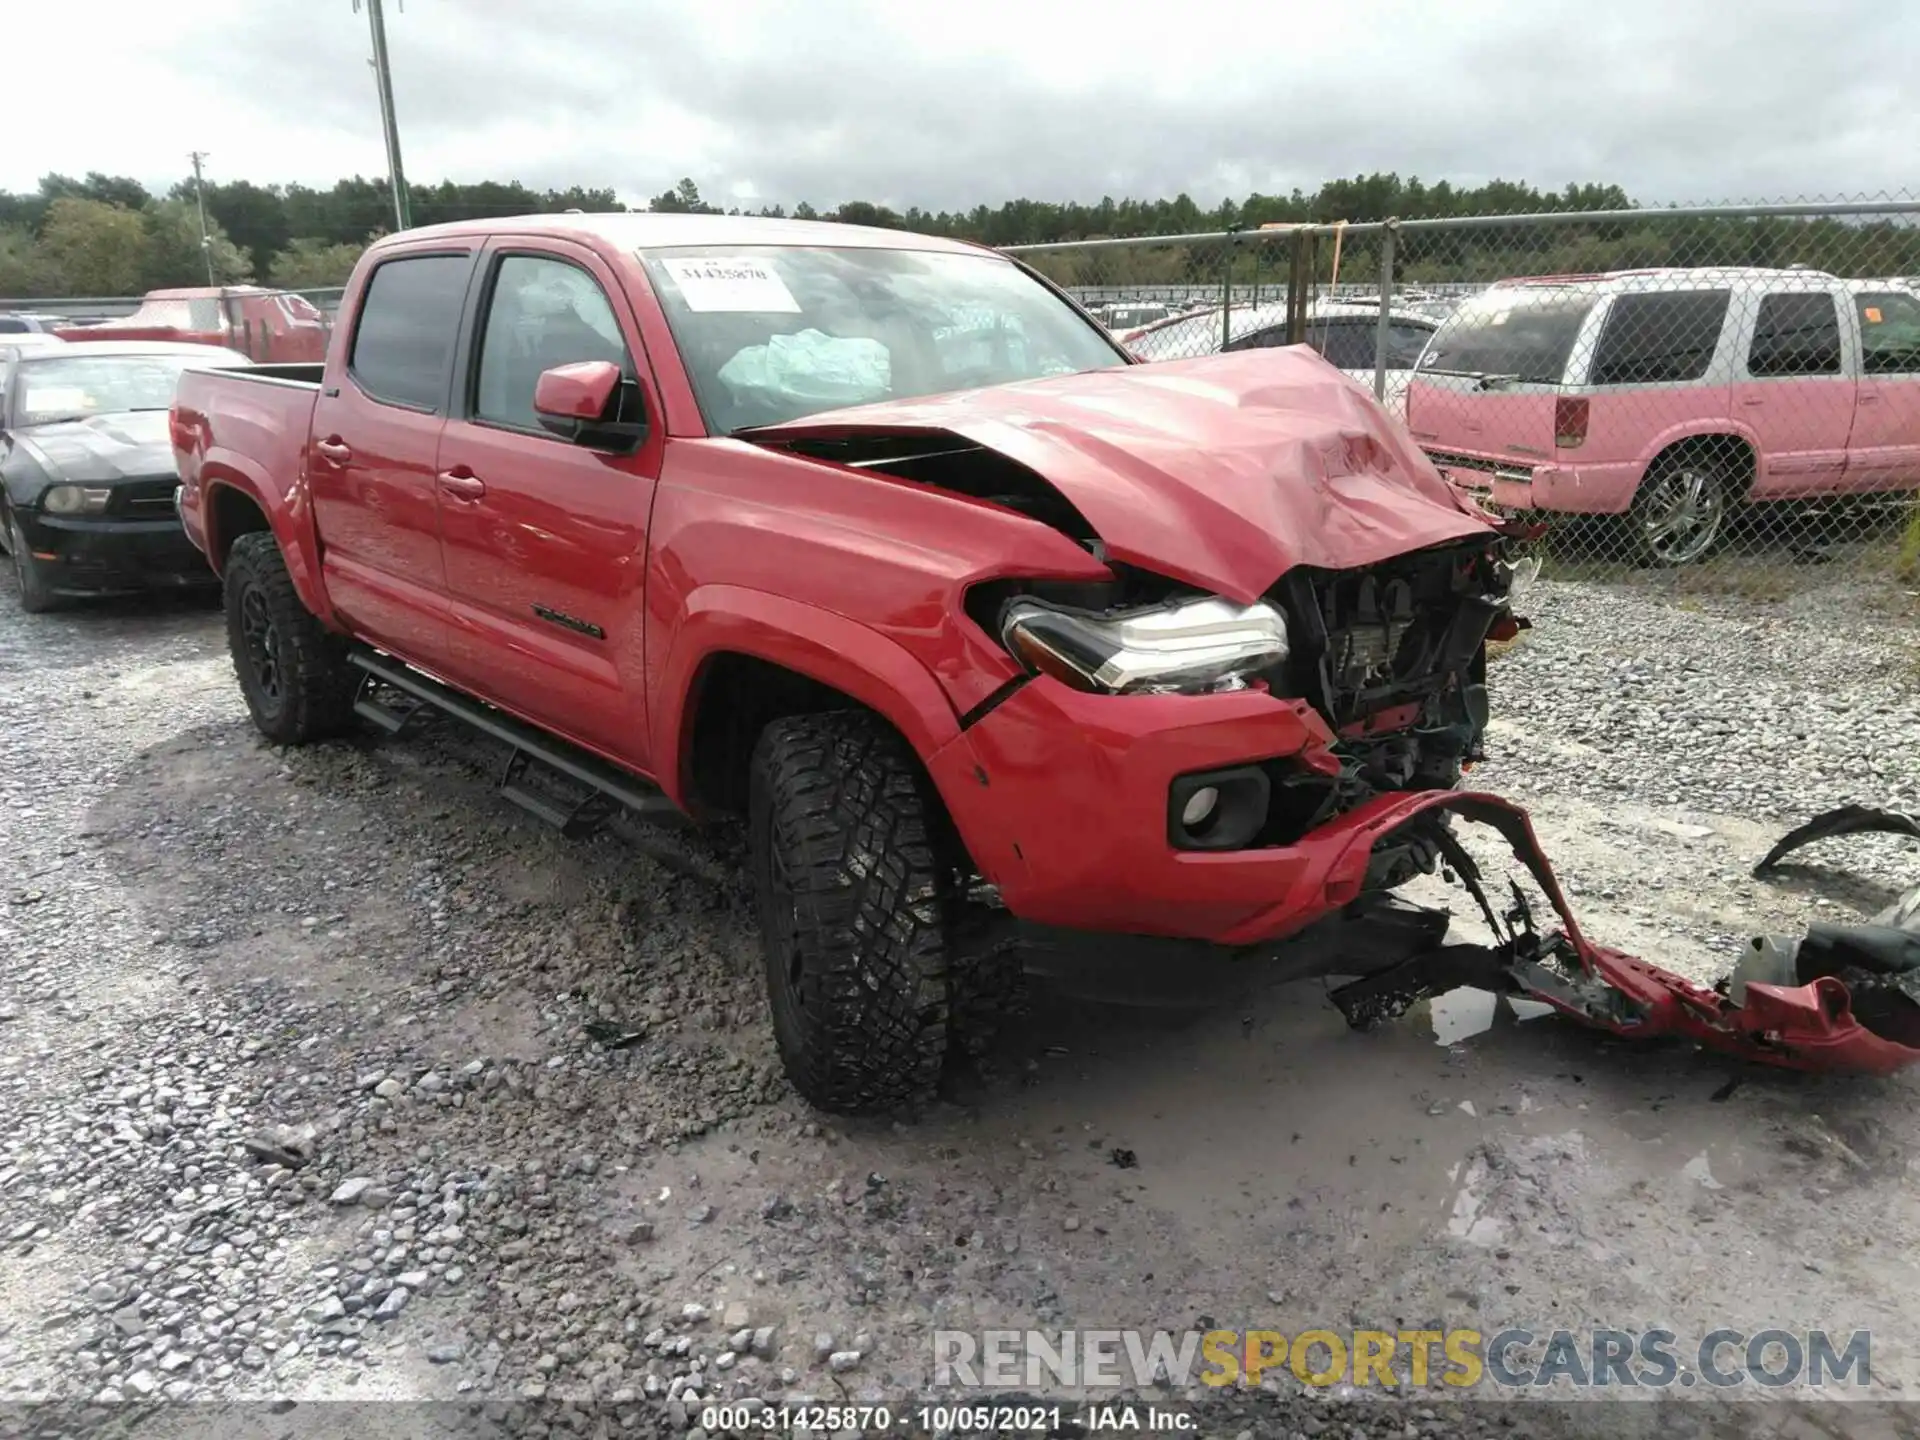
[927,675,1462,947]
[14,507,216,596]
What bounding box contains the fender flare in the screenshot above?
[1636,422,1765,492]
[652,584,963,809]
[197,459,332,622]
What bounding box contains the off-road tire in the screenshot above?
[6,511,58,614]
[223,531,356,744]
[749,711,961,1114]
[947,904,1027,1062]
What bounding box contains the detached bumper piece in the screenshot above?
[1328,799,1920,1076]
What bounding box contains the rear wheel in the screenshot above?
[6,512,58,614]
[1629,454,1728,567]
[748,711,961,1114]
[223,531,356,744]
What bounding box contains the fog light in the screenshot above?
[1168,766,1270,851]
[1180,786,1220,829]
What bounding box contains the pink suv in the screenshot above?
[1404,268,1920,564]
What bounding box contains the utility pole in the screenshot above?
[189,150,216,284]
[354,0,412,232]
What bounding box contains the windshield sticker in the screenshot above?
[659,257,801,314]
[1864,306,1884,324]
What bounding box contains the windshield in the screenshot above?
[1418,288,1599,383]
[14,352,247,425]
[638,245,1127,433]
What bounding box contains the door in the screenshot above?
[307,249,477,670]
[1844,287,1920,492]
[434,246,659,767]
[1734,290,1857,498]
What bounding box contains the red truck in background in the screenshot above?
[168,213,1529,1113]
[61,286,329,364]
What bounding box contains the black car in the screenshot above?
[0,341,251,612]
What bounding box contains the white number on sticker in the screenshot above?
[659,257,801,314]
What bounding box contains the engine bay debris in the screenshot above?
[1330,798,1920,1075]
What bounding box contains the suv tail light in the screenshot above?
[1554,395,1589,450]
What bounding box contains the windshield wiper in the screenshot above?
[1417,365,1528,390]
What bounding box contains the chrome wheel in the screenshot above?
[1635,463,1726,566]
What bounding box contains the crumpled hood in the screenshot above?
[17,410,176,485]
[743,348,1495,602]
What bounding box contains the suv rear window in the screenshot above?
[1417,289,1597,384]
[1588,290,1730,386]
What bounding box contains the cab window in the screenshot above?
[472,254,630,432]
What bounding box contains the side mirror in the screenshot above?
[533,360,645,449]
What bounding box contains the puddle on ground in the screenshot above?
[1444,1153,1504,1245]
[1680,1151,1725,1190]
[1427,987,1499,1044]
[1422,987,1557,1045]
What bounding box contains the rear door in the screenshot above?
[1734,289,1857,498]
[432,241,661,767]
[308,245,477,670]
[1844,287,1920,490]
[1404,287,1599,467]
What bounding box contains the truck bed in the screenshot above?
[171,364,326,563]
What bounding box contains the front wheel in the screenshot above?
[7,512,59,614]
[223,531,357,744]
[1629,455,1729,567]
[748,711,960,1114]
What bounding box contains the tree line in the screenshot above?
[0,170,1912,299]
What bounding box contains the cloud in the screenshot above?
[7,0,1915,210]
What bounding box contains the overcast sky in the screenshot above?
[9,0,1915,211]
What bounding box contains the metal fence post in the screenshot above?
[1221,231,1237,351]
[1372,219,1398,401]
[1285,230,1309,345]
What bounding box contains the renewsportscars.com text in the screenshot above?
[932,1327,1872,1391]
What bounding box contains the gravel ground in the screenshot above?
[0,571,1916,1440]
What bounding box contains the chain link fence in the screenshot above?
[1008,198,1920,600]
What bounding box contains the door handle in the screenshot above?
[315,438,352,464]
[436,469,487,501]
[1857,392,1880,404]
[1740,396,1766,407]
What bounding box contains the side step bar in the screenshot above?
[348,647,682,838]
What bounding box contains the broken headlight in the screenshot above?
[1000,595,1289,695]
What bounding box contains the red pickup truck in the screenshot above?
[170,213,1528,1112]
